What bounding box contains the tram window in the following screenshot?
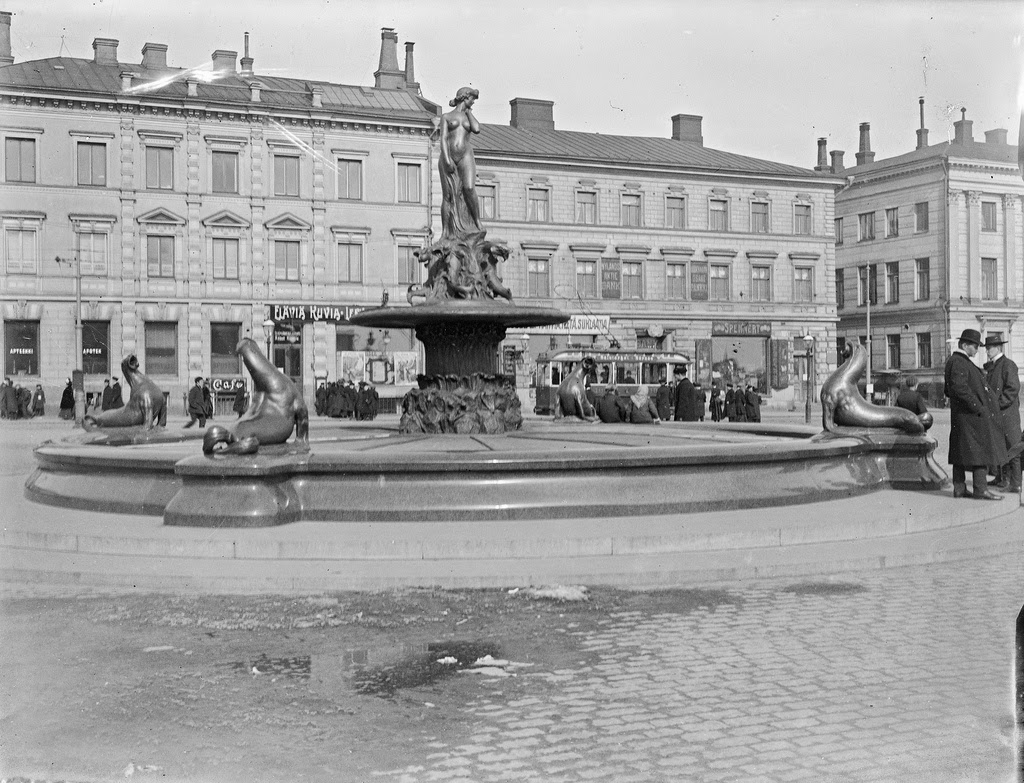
[617,363,639,384]
[641,363,664,385]
[597,364,611,385]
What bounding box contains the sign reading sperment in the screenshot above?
[270,304,368,323]
[711,321,772,337]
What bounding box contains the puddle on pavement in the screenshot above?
[225,639,502,698]
[782,582,867,596]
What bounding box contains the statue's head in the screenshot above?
[450,87,479,108]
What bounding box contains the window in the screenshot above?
[622,261,643,299]
[917,333,932,369]
[887,334,901,369]
[78,231,108,276]
[576,191,596,224]
[4,320,39,375]
[211,323,242,376]
[858,264,877,306]
[795,204,811,235]
[211,151,237,194]
[528,188,550,222]
[147,235,174,277]
[621,194,641,227]
[885,261,899,303]
[666,196,686,229]
[915,258,930,301]
[885,207,899,238]
[835,269,844,309]
[709,264,730,300]
[144,322,177,376]
[794,267,813,303]
[146,147,174,190]
[981,201,997,231]
[667,262,686,299]
[337,242,362,283]
[914,202,929,233]
[77,142,106,186]
[751,202,769,234]
[858,212,875,241]
[274,155,300,197]
[274,240,300,281]
[398,245,420,285]
[834,217,843,245]
[82,321,109,375]
[5,228,38,274]
[576,260,597,298]
[5,138,35,182]
[212,237,238,280]
[981,257,997,300]
[397,163,421,203]
[527,257,550,297]
[751,265,771,301]
[477,184,496,219]
[709,199,729,231]
[336,159,362,200]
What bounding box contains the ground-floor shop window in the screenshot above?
[82,321,110,375]
[4,320,39,376]
[712,337,766,393]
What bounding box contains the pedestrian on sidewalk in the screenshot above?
[232,383,248,418]
[944,329,1005,500]
[184,377,207,428]
[30,384,45,417]
[983,335,1021,494]
[58,379,75,420]
[895,375,928,415]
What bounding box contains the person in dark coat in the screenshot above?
[31,384,45,417]
[627,386,661,424]
[110,377,124,409]
[201,379,214,420]
[184,376,207,428]
[895,375,928,415]
[356,382,372,421]
[0,377,17,419]
[944,329,1006,500]
[59,379,75,420]
[595,384,628,423]
[17,385,32,418]
[723,384,736,421]
[744,385,761,423]
[672,370,697,421]
[368,385,380,420]
[710,385,724,422]
[655,378,672,421]
[315,382,327,417]
[695,385,707,421]
[983,335,1021,493]
[100,379,114,411]
[232,384,248,418]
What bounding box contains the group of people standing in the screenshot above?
[1,377,45,419]
[315,380,380,421]
[943,329,1021,501]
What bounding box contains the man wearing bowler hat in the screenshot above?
[944,328,1006,500]
[983,333,1021,494]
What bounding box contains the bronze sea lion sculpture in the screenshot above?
[820,343,932,434]
[203,337,309,455]
[554,357,599,422]
[83,355,167,430]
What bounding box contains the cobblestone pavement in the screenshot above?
[373,554,1021,783]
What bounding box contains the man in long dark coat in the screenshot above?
[983,334,1021,493]
[184,376,207,428]
[945,329,1006,500]
[655,378,672,421]
[744,385,762,423]
[100,379,114,411]
[672,369,697,421]
[109,377,124,409]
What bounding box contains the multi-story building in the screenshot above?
[476,99,842,409]
[0,15,437,410]
[831,103,1023,403]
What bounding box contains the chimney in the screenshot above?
[403,41,419,92]
[186,77,198,98]
[830,150,845,174]
[0,11,13,66]
[141,43,167,69]
[671,114,703,145]
[92,37,119,65]
[953,108,973,145]
[916,97,929,149]
[510,98,555,131]
[211,49,237,74]
[374,28,405,89]
[814,137,828,171]
[249,81,262,102]
[310,84,323,108]
[855,122,874,165]
[240,32,254,76]
[984,128,1007,146]
[120,71,139,91]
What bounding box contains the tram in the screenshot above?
[532,348,691,415]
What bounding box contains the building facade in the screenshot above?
[0,17,437,411]
[476,100,841,409]
[831,106,1023,403]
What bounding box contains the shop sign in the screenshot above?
[211,377,245,393]
[711,321,772,337]
[690,260,708,301]
[601,259,621,299]
[270,303,368,323]
[515,315,611,336]
[274,328,302,344]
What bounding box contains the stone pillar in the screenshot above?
[312,321,330,386]
[966,190,981,301]
[946,190,963,302]
[185,121,202,300]
[309,128,326,301]
[249,123,266,302]
[118,114,136,300]
[187,304,204,376]
[1004,194,1019,304]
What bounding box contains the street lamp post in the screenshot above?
[804,335,815,425]
[56,254,85,425]
[262,318,275,361]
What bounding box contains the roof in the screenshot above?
[0,56,437,121]
[475,124,835,180]
[843,138,1019,176]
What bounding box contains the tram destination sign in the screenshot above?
[711,321,772,337]
[270,304,368,323]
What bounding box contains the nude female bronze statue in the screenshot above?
[438,86,483,239]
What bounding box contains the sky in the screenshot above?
[4,0,1023,169]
